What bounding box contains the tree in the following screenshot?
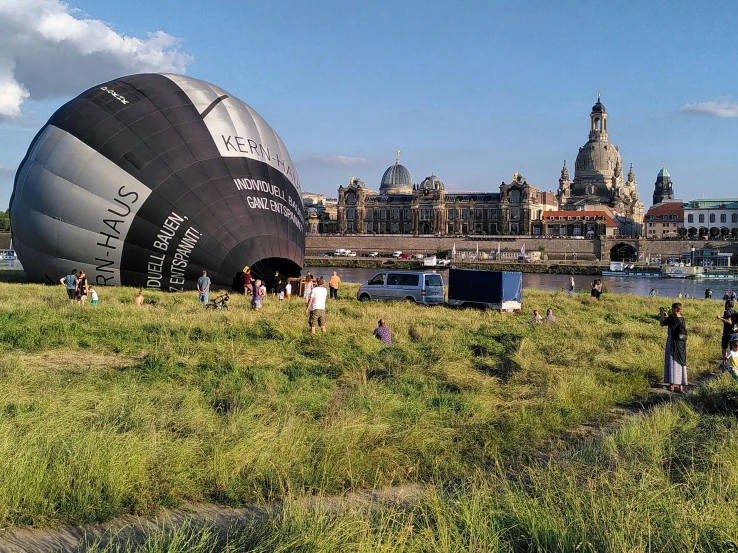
[721,227,730,238]
[732,228,738,239]
[710,227,720,238]
[0,210,9,231]
[677,227,687,238]
[688,227,697,237]
[699,227,708,237]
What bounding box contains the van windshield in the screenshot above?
[425,275,443,287]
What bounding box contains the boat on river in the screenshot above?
[601,262,661,278]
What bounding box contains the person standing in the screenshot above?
[568,276,575,298]
[90,287,99,306]
[303,273,314,300]
[60,269,78,303]
[329,271,342,300]
[726,340,738,380]
[717,300,738,363]
[660,303,688,393]
[243,268,253,296]
[590,280,598,299]
[705,288,713,299]
[252,279,263,309]
[285,281,292,300]
[273,271,285,298]
[76,270,89,305]
[373,319,392,345]
[197,270,211,304]
[595,279,603,300]
[305,276,328,335]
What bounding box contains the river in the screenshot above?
[304,266,735,298]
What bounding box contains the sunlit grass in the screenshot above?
[0,277,725,533]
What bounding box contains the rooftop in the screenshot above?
[684,199,738,209]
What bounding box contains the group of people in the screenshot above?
[530,308,556,324]
[658,298,738,393]
[60,269,98,305]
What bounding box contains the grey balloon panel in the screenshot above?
[11,73,304,289]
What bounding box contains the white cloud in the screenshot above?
[680,98,738,118]
[0,0,194,118]
[299,155,373,167]
[0,163,15,175]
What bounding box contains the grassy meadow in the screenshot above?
[0,271,736,550]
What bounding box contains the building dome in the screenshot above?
[657,165,670,178]
[380,161,413,195]
[591,100,606,114]
[573,139,623,197]
[420,174,444,191]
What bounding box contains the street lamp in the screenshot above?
[691,246,696,267]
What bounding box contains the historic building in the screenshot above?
[683,199,738,238]
[336,152,552,235]
[652,165,675,205]
[533,208,618,238]
[644,201,684,239]
[557,96,644,226]
[303,192,339,234]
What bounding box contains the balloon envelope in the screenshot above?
[10,73,304,290]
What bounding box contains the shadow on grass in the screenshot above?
[469,329,523,383]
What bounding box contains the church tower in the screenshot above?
[589,93,608,141]
[556,160,570,205]
[652,165,674,205]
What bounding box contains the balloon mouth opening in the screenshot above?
[249,257,303,282]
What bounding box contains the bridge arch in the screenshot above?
[610,243,637,262]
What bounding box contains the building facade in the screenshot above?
[644,200,684,239]
[683,199,738,238]
[533,209,618,238]
[336,165,551,235]
[303,192,339,234]
[557,96,644,226]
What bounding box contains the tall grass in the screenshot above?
[0,277,724,530]
[86,380,738,552]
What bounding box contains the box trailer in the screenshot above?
[447,268,522,312]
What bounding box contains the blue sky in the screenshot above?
[1,0,737,208]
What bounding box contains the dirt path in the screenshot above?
[0,485,422,552]
[0,369,722,552]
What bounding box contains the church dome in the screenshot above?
[657,165,670,178]
[420,174,444,191]
[591,100,606,114]
[573,139,623,197]
[380,162,413,195]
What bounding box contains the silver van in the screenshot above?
[357,271,444,305]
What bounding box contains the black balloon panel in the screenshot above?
[10,73,304,290]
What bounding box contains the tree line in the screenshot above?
[0,210,9,231]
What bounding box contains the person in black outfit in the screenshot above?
[705,288,712,299]
[717,300,738,363]
[660,302,688,393]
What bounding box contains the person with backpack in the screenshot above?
[717,300,738,364]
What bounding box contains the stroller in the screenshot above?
[206,292,230,310]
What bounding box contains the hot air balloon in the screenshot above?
[9,73,304,291]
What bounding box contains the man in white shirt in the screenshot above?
[305,276,328,335]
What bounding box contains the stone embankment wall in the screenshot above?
[0,232,10,250]
[306,235,737,261]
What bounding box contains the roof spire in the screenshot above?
[597,90,601,102]
[395,148,401,164]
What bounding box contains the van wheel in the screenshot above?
[359,294,370,302]
[405,296,416,303]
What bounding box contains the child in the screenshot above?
[135,290,144,306]
[90,287,99,306]
[259,281,267,303]
[530,309,543,324]
[252,280,263,310]
[727,340,738,381]
[285,282,292,300]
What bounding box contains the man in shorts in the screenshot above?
[60,269,78,302]
[305,276,328,335]
[197,270,211,304]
